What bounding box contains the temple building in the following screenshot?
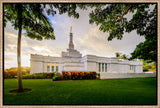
[30,27,143,75]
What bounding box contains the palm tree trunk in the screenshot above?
[17,4,23,92]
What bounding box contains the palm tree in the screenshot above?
[115,52,121,59]
[121,54,128,60]
[4,4,55,92]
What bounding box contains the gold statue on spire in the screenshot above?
[70,26,72,33]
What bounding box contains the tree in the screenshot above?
[115,52,121,58]
[4,3,80,92]
[121,54,128,60]
[115,52,128,60]
[88,4,157,62]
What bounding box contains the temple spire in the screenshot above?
[68,26,74,49]
[70,26,72,33]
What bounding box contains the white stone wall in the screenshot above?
[63,62,84,71]
[43,62,47,72]
[100,72,156,79]
[110,64,120,73]
[30,61,43,74]
[86,62,97,71]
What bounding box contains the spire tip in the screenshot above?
[70,26,72,33]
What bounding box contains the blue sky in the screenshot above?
[4,6,145,69]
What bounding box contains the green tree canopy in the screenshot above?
[88,3,157,62]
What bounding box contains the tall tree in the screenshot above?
[4,3,80,92]
[88,4,157,62]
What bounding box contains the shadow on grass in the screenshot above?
[9,88,32,93]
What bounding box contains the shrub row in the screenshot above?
[6,71,97,80]
[4,70,27,78]
[22,72,55,79]
[62,71,97,80]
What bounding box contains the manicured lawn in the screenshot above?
[4,78,157,105]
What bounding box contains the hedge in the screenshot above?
[6,71,97,80]
[22,72,55,79]
[4,70,27,78]
[62,71,97,80]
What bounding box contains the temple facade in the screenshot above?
[30,27,143,74]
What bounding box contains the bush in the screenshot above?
[62,71,71,80]
[4,70,17,78]
[22,72,55,79]
[97,73,100,78]
[62,71,97,80]
[143,69,149,72]
[52,72,63,81]
[4,67,30,78]
[57,73,63,80]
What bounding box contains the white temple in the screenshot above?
[30,27,144,77]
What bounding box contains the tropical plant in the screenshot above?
[115,52,128,60]
[115,52,121,59]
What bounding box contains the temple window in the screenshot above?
[102,63,104,72]
[105,63,107,72]
[56,63,58,72]
[130,65,136,72]
[52,63,54,72]
[47,63,50,72]
[99,63,101,72]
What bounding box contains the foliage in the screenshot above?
[143,60,156,72]
[52,72,63,81]
[4,4,55,40]
[88,4,157,62]
[115,52,121,58]
[115,52,128,60]
[4,67,30,78]
[62,71,71,80]
[62,71,97,80]
[97,73,100,78]
[22,72,55,79]
[4,78,156,105]
[52,72,58,81]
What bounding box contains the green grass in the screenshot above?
[4,78,157,105]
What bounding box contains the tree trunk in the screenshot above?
[17,4,23,92]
